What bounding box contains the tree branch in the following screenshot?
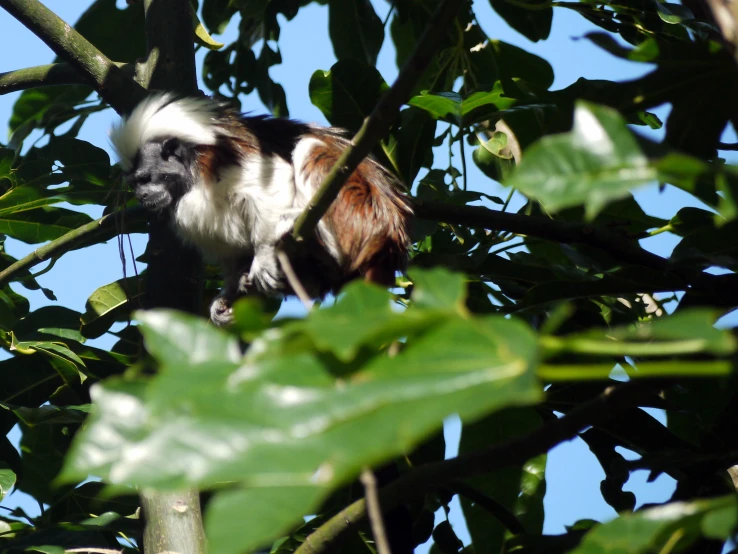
[412,198,738,302]
[0,207,146,287]
[140,489,206,554]
[2,64,80,94]
[0,0,145,113]
[295,381,651,554]
[288,0,465,243]
[414,199,670,271]
[0,62,134,95]
[136,1,204,553]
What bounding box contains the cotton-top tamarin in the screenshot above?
[111,94,412,325]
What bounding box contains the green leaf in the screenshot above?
[61,308,541,554]
[18,420,74,504]
[506,102,653,218]
[672,220,738,271]
[294,282,414,361]
[409,84,517,126]
[137,309,242,366]
[309,60,389,132]
[328,0,384,66]
[393,107,437,185]
[487,0,552,42]
[80,276,145,339]
[202,0,238,34]
[459,408,544,551]
[0,355,65,408]
[408,266,466,310]
[0,205,93,244]
[490,40,554,89]
[570,495,738,553]
[295,268,465,361]
[13,405,89,426]
[0,465,15,501]
[13,306,85,342]
[585,33,661,63]
[192,2,225,49]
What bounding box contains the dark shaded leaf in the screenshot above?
[328,0,384,66]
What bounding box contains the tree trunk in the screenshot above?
[139,1,205,553]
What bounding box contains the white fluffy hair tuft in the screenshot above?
[110,93,219,169]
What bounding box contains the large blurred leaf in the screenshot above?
[62,271,542,553]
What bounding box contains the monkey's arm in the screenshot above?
[209,257,253,326]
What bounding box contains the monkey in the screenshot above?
[110,93,412,325]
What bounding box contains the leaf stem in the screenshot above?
[648,224,674,236]
[540,335,723,357]
[537,360,732,381]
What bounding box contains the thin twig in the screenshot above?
[294,381,654,554]
[0,207,145,287]
[289,0,465,243]
[360,468,393,554]
[0,0,144,112]
[276,249,313,311]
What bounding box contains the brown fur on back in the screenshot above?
[303,135,412,287]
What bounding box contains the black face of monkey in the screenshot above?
[126,137,196,211]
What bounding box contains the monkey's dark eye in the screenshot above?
[161,138,180,161]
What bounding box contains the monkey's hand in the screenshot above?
[247,245,287,294]
[210,294,234,327]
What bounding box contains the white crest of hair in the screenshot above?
[110,93,219,169]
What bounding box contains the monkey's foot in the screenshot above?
[210,296,234,327]
[248,247,286,294]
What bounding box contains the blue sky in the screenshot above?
[0,0,735,550]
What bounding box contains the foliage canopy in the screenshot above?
[0,0,737,553]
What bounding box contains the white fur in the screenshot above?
[110,93,218,170]
[174,153,297,264]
